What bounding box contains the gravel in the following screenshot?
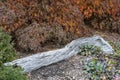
[29,55,88,80]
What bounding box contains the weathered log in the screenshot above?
[5,35,113,73]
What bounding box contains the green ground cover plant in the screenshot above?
[78,44,120,80]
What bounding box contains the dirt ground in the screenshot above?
[29,55,89,80]
[27,29,120,80]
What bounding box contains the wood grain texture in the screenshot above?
[5,35,113,73]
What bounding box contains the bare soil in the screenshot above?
[27,29,120,80]
[29,55,88,80]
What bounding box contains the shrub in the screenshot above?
[74,0,120,32]
[73,0,120,19]
[0,0,120,34]
[0,28,16,66]
[0,0,85,34]
[0,66,28,80]
[0,28,28,80]
[14,22,81,53]
[0,0,41,33]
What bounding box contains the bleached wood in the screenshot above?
[5,35,113,73]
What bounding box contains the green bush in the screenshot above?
[0,66,28,80]
[0,28,16,66]
[0,28,28,80]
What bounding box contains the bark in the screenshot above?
[5,35,113,73]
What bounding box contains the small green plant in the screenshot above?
[78,44,101,56]
[79,44,120,80]
[0,66,28,80]
[83,58,117,80]
[83,59,106,80]
[0,28,16,66]
[0,28,28,80]
[109,42,120,78]
[109,42,120,57]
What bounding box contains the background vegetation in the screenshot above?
[0,0,119,53]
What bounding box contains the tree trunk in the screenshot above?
[5,35,113,73]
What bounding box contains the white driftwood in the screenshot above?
[5,35,113,73]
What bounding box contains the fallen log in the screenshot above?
[5,35,113,73]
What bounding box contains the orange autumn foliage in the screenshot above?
[73,0,120,19]
[0,0,41,33]
[0,0,119,33]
